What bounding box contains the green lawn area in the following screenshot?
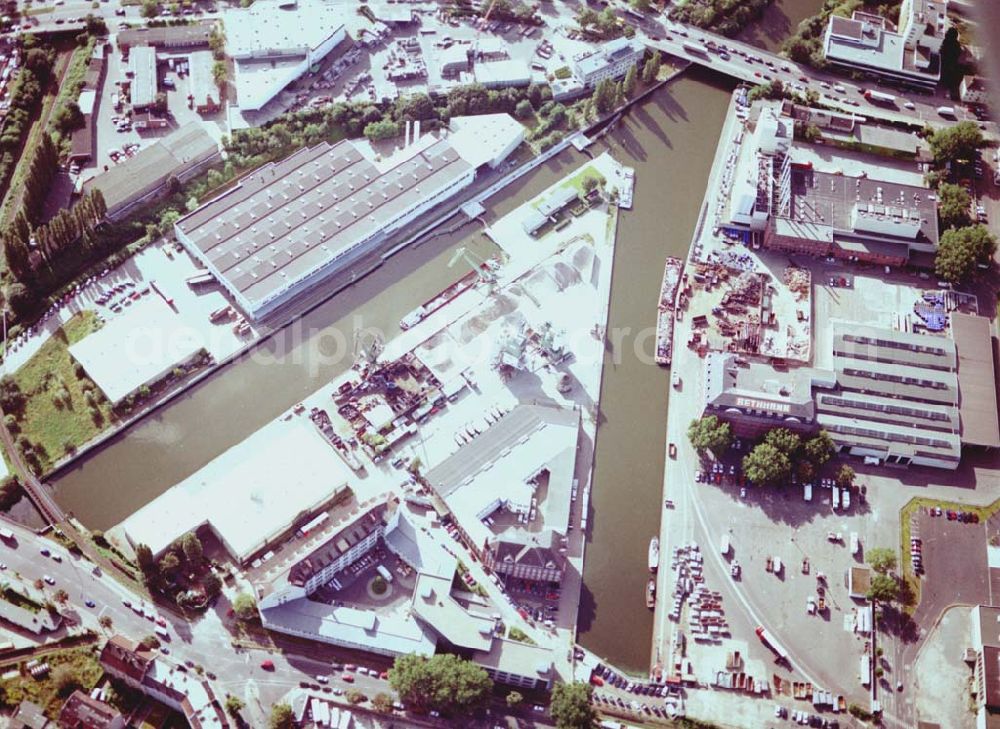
[9,311,115,473]
[899,495,1000,613]
[0,647,103,718]
[560,165,606,195]
[23,5,55,15]
[507,626,536,645]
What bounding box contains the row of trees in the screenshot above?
[386,652,596,728]
[16,131,60,228]
[923,123,997,283]
[669,0,775,38]
[688,417,853,487]
[2,189,108,317]
[575,7,624,40]
[0,42,56,203]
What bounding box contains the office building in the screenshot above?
[99,636,230,728]
[822,0,949,89]
[572,37,646,88]
[961,75,990,106]
[702,316,998,470]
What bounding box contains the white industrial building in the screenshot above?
[129,45,158,109]
[119,419,352,562]
[257,501,555,689]
[68,296,205,405]
[572,37,646,88]
[224,0,346,111]
[474,59,531,88]
[822,0,949,89]
[175,117,522,321]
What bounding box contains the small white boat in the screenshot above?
[648,537,660,572]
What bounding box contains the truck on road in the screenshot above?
[863,89,896,105]
[755,626,790,662]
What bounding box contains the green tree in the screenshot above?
[514,99,534,120]
[803,430,835,467]
[742,443,792,486]
[53,588,69,604]
[935,224,996,283]
[136,543,156,576]
[372,692,393,712]
[867,573,900,603]
[233,592,258,621]
[550,681,595,729]
[642,51,661,84]
[52,664,83,696]
[937,182,972,230]
[225,695,244,717]
[867,547,897,575]
[139,634,160,650]
[631,0,651,11]
[269,703,294,729]
[622,64,637,98]
[388,653,492,715]
[364,119,401,141]
[140,0,158,17]
[835,464,855,489]
[202,572,222,599]
[212,60,227,89]
[764,428,801,458]
[928,121,983,166]
[181,531,203,567]
[506,690,524,707]
[159,553,181,579]
[99,615,113,631]
[591,78,617,115]
[687,416,732,457]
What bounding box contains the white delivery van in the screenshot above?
[832,486,840,510]
[804,483,813,501]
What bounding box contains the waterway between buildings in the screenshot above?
[47,0,821,672]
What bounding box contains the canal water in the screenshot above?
[49,0,821,672]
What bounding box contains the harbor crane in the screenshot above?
[448,246,498,285]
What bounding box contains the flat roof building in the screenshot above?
[224,0,346,111]
[83,122,220,219]
[117,23,215,54]
[175,135,477,321]
[731,107,939,265]
[572,37,645,88]
[425,404,579,584]
[702,315,996,470]
[129,45,157,110]
[69,296,206,405]
[120,419,352,563]
[822,0,949,89]
[474,59,531,88]
[188,50,220,114]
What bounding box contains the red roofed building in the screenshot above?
[58,690,125,729]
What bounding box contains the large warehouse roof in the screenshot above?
[175,137,472,311]
[68,296,203,404]
[83,123,220,216]
[120,419,351,561]
[952,312,1000,448]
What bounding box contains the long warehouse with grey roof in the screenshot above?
[174,131,493,321]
